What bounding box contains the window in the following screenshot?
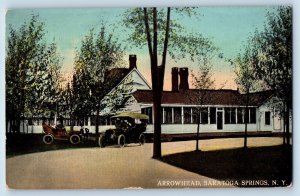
[201,108,208,124]
[28,118,33,126]
[210,107,216,124]
[174,107,182,124]
[160,107,164,123]
[244,108,249,123]
[141,108,146,115]
[250,108,256,124]
[192,108,200,124]
[265,111,271,125]
[91,116,96,126]
[230,108,236,124]
[164,107,172,124]
[225,108,236,124]
[100,116,112,125]
[184,107,192,124]
[237,108,243,124]
[142,107,153,124]
[84,117,89,126]
[225,108,230,124]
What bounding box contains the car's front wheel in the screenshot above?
[98,134,106,148]
[70,134,81,144]
[139,133,145,145]
[43,134,54,144]
[118,134,126,148]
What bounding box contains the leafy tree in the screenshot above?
[6,15,62,133]
[123,8,215,159]
[26,43,63,119]
[72,69,93,125]
[248,6,292,145]
[233,47,259,149]
[190,62,215,151]
[74,26,125,133]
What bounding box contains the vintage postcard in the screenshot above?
[5,6,292,189]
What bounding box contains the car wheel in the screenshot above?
[70,134,81,145]
[98,134,106,148]
[43,134,54,144]
[139,133,145,145]
[118,134,126,148]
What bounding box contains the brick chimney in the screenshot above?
[171,67,179,92]
[129,54,137,69]
[179,67,189,90]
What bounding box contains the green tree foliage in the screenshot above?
[123,8,215,62]
[6,15,62,133]
[247,6,292,144]
[123,7,215,158]
[191,63,215,151]
[233,47,258,149]
[73,26,126,133]
[72,69,93,124]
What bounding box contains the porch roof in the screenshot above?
[132,89,273,107]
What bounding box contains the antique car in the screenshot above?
[98,112,148,148]
[42,122,89,145]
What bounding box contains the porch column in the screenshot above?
[88,117,91,126]
[181,107,184,124]
[191,108,193,123]
[172,107,174,124]
[54,113,57,125]
[162,107,165,124]
[235,107,238,124]
[208,107,210,124]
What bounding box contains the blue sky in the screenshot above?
[6,6,277,90]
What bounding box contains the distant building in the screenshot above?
[124,67,289,134]
[20,56,290,134]
[21,54,151,133]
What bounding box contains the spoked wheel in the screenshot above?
[43,134,54,144]
[139,133,145,145]
[98,134,106,148]
[70,134,81,144]
[118,134,126,148]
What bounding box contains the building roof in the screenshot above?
[243,90,274,106]
[104,68,132,93]
[112,112,149,120]
[132,89,273,107]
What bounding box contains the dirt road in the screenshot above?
[6,137,284,189]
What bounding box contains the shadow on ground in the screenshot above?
[6,133,99,158]
[162,145,292,187]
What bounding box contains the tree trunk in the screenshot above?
[22,117,25,133]
[152,8,162,159]
[95,107,100,134]
[244,120,248,149]
[244,91,249,149]
[196,116,200,151]
[286,100,290,145]
[283,103,286,145]
[6,119,9,134]
[16,117,21,134]
[153,98,162,159]
[143,8,171,159]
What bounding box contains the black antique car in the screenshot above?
[98,112,148,148]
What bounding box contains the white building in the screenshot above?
[124,67,289,134]
[20,56,290,134]
[20,54,151,133]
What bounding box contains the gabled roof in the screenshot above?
[104,68,132,93]
[132,89,273,107]
[244,90,274,106]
